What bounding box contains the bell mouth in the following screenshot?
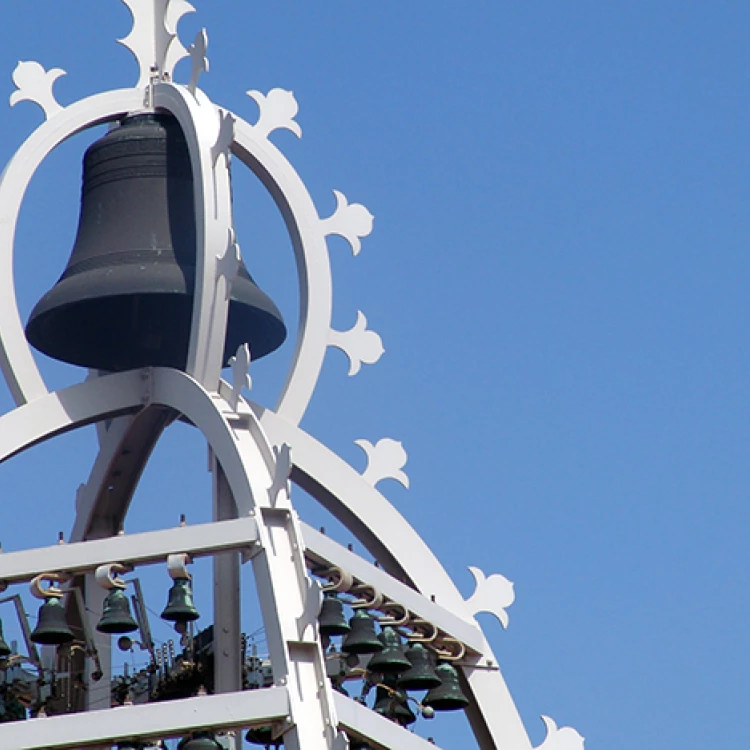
[26,261,286,372]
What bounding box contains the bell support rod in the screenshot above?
[0,517,259,586]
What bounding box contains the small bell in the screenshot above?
[422,662,470,711]
[341,610,382,655]
[0,619,12,658]
[177,732,222,750]
[245,726,283,747]
[30,596,74,645]
[97,589,139,634]
[372,676,416,726]
[366,626,411,675]
[161,578,199,623]
[396,642,442,690]
[318,593,350,637]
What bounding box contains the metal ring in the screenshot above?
[405,618,437,643]
[376,602,409,627]
[94,563,132,591]
[430,637,466,661]
[319,566,354,593]
[166,553,192,581]
[348,583,383,610]
[30,572,69,600]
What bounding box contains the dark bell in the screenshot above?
[97,588,139,634]
[30,596,75,645]
[422,662,470,711]
[0,618,12,658]
[341,609,383,655]
[372,676,416,726]
[25,113,287,372]
[161,578,200,623]
[396,642,441,690]
[177,732,222,750]
[318,593,350,638]
[245,726,283,747]
[366,626,411,675]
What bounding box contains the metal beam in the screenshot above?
[0,517,259,585]
[333,692,443,750]
[0,687,290,750]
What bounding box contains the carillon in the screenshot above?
[0,0,585,747]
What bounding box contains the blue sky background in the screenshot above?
[0,2,748,748]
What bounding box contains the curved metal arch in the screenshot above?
[231,117,334,428]
[0,369,273,515]
[0,88,145,407]
[256,406,533,750]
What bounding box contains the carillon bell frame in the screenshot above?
[0,2,585,749]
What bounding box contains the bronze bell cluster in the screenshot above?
[25,113,287,373]
[318,593,470,721]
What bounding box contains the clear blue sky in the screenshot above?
[0,2,749,748]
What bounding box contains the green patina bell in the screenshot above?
[245,726,283,746]
[177,731,222,750]
[396,642,442,690]
[373,676,416,726]
[366,626,411,675]
[97,588,139,634]
[341,610,382,655]
[0,619,12,658]
[30,597,74,645]
[318,592,350,637]
[161,578,199,623]
[422,662,470,711]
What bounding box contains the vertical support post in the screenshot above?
[82,576,110,712]
[211,452,242,750]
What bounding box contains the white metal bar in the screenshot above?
[0,517,259,585]
[0,687,291,750]
[302,523,486,654]
[212,457,243,714]
[333,692,443,750]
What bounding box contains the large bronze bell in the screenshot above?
[318,593,350,638]
[0,619,12,658]
[396,642,441,690]
[341,610,383,655]
[161,578,200,623]
[366,626,411,675]
[25,113,287,372]
[372,676,416,726]
[422,662,470,711]
[30,596,75,645]
[97,588,139,634]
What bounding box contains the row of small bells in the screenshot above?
[27,576,199,646]
[245,592,470,749]
[321,593,469,714]
[27,579,220,749]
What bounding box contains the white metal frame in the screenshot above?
[0,2,584,750]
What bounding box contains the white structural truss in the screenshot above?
[0,2,585,749]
